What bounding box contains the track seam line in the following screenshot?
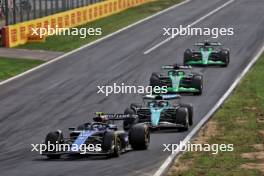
[143,0,235,55]
[0,0,191,86]
[153,43,264,176]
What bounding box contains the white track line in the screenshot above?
[153,44,264,176]
[143,0,235,55]
[0,0,191,86]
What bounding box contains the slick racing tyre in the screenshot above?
[149,72,162,87]
[45,131,64,159]
[175,107,189,131]
[183,49,193,65]
[180,104,193,126]
[129,124,150,150]
[102,132,122,157]
[219,49,230,67]
[123,108,137,131]
[192,75,203,95]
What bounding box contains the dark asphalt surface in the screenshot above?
[0,0,264,175]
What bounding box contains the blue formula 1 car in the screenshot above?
[42,114,150,159]
[123,95,193,131]
[184,40,230,67]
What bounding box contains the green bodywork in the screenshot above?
[164,72,199,93]
[186,60,226,65]
[186,48,225,65]
[201,47,212,64]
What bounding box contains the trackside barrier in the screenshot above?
[2,0,154,47]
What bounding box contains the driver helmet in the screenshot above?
[150,101,158,107]
[158,101,167,107]
[204,40,210,46]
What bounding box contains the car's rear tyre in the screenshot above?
[175,107,189,131]
[124,107,135,115]
[184,49,193,65]
[180,104,193,126]
[123,108,137,131]
[192,75,203,95]
[102,132,121,157]
[45,131,64,159]
[129,124,150,150]
[150,72,162,88]
[219,49,230,67]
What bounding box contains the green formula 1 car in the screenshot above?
[184,41,230,67]
[150,64,203,95]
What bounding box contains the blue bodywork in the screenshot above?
[71,130,97,151]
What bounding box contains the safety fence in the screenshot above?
[2,0,153,47]
[0,0,103,25]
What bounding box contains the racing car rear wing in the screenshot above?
[94,112,138,121]
[195,42,221,46]
[162,64,192,70]
[143,94,181,100]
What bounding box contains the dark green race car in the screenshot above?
[184,41,230,67]
[150,64,203,95]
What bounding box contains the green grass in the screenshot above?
[168,54,264,176]
[17,0,183,52]
[0,57,43,80]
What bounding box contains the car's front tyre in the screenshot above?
[123,108,137,131]
[219,49,230,67]
[45,131,64,159]
[175,107,189,131]
[180,104,193,126]
[192,75,203,95]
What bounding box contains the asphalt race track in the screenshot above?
[0,0,264,175]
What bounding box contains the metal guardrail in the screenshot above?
[0,0,103,25]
